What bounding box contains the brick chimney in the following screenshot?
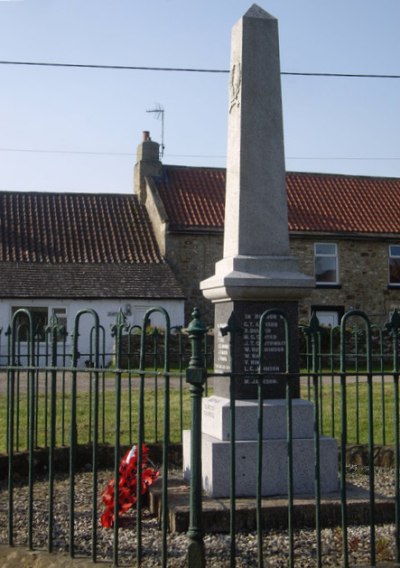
[134,131,162,203]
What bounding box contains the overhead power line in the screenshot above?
[282,71,400,79]
[0,60,400,79]
[0,148,133,156]
[0,147,400,161]
[0,61,229,73]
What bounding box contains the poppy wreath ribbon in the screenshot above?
[100,444,159,528]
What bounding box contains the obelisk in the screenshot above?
[202,4,312,296]
[183,5,338,498]
[201,3,313,399]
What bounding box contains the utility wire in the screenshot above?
[281,71,400,79]
[0,61,228,73]
[0,60,400,79]
[0,147,399,161]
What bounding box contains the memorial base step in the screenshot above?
[183,431,339,498]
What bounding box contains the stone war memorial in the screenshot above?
[183,4,339,497]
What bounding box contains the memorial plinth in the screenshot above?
[184,385,339,498]
[183,5,338,498]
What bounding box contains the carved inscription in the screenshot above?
[213,301,300,400]
[215,324,231,372]
[203,397,218,419]
[242,312,285,386]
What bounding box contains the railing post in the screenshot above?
[386,310,400,562]
[186,308,207,568]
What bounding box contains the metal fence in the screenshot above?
[0,306,400,567]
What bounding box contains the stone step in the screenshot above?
[148,476,395,534]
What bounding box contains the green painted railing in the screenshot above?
[1,307,400,566]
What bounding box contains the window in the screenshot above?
[314,243,338,285]
[315,311,338,327]
[12,306,48,341]
[389,245,400,285]
[51,307,67,330]
[11,306,67,341]
[312,305,344,328]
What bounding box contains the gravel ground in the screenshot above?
[0,466,398,567]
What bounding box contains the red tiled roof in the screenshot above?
[287,172,400,233]
[153,166,400,235]
[154,166,225,230]
[0,192,185,298]
[0,192,162,263]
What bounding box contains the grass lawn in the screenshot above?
[0,378,192,453]
[300,379,397,446]
[0,372,398,453]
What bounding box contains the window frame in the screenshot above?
[10,305,68,342]
[388,245,400,286]
[314,242,339,286]
[311,305,345,328]
[11,306,48,342]
[50,306,68,341]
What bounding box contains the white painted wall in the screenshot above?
[0,298,185,367]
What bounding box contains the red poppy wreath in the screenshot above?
[100,444,159,528]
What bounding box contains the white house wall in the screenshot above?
[0,298,185,367]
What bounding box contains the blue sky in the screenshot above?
[0,0,399,193]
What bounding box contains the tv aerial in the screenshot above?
[146,104,165,158]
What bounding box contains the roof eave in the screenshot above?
[290,230,400,240]
[168,226,224,235]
